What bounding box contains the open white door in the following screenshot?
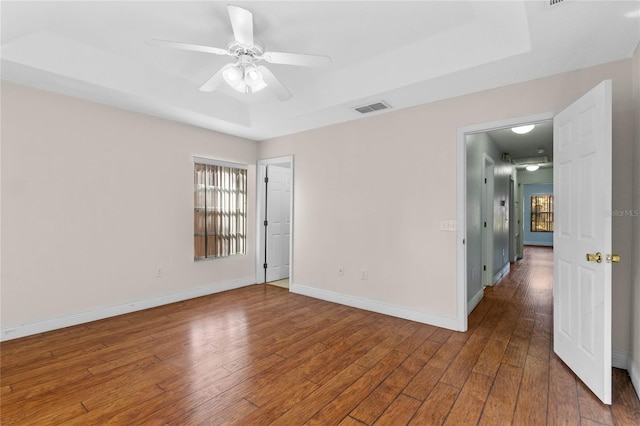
[553,80,613,404]
[265,164,291,282]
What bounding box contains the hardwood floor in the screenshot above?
[1,247,639,425]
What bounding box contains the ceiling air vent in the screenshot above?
[512,156,549,166]
[353,101,391,114]
[547,0,571,7]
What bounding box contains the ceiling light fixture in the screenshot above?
[526,165,540,171]
[512,124,535,134]
[222,63,267,94]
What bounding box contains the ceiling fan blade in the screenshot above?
[199,64,231,92]
[228,5,254,46]
[146,39,229,56]
[262,51,332,68]
[258,66,292,101]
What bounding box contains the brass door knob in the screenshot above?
[606,254,621,263]
[586,252,602,263]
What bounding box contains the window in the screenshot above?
[531,194,553,232]
[194,157,247,260]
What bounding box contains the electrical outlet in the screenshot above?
[360,269,368,280]
[156,267,164,278]
[337,266,344,276]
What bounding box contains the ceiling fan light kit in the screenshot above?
[223,62,267,94]
[147,4,332,101]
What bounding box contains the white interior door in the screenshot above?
[265,164,291,282]
[553,80,612,404]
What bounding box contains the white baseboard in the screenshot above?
[612,350,629,370]
[290,283,460,331]
[467,288,484,314]
[611,351,640,401]
[1,276,256,341]
[629,358,640,402]
[491,263,510,286]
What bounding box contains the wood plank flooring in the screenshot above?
[1,246,639,424]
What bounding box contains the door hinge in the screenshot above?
[483,265,487,271]
[264,220,268,227]
[484,178,487,184]
[484,221,487,228]
[264,177,269,183]
[263,263,268,269]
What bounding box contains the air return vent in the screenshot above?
[512,156,549,166]
[353,101,391,114]
[547,0,570,7]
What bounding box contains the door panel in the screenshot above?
[265,165,292,282]
[553,80,612,404]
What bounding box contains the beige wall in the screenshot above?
[1,82,257,332]
[259,59,636,355]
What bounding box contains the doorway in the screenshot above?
[458,82,615,405]
[257,156,294,288]
[456,111,556,330]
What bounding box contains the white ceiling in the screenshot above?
[2,1,639,141]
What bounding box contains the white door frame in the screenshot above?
[509,177,516,262]
[256,156,294,285]
[456,111,556,331]
[482,154,495,287]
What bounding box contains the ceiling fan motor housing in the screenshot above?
[228,39,264,62]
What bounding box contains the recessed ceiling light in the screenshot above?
[526,165,540,171]
[512,124,535,134]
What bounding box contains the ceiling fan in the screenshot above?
[147,4,332,101]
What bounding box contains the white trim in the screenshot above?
[456,124,468,331]
[291,283,460,331]
[256,163,268,283]
[456,111,557,332]
[612,350,629,370]
[629,358,640,402]
[193,156,248,170]
[482,154,495,287]
[258,155,295,166]
[467,288,484,314]
[492,262,510,285]
[0,276,256,341]
[256,156,294,285]
[611,350,640,400]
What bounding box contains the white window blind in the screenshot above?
[194,158,247,260]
